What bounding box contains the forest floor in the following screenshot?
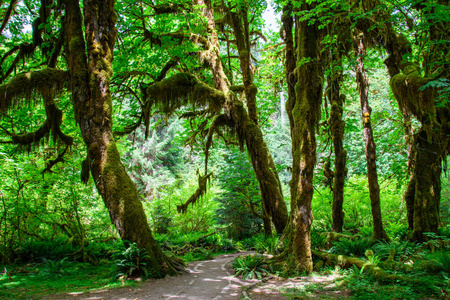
[44,251,350,300]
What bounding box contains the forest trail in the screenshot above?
[47,252,252,300]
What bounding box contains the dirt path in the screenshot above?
[47,252,347,300]
[49,252,251,300]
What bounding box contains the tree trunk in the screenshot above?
[63,0,181,276]
[353,33,389,241]
[402,115,416,231]
[262,204,272,237]
[412,130,441,242]
[198,0,288,234]
[404,174,416,231]
[283,2,324,273]
[327,67,347,233]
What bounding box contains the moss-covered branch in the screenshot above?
[177,171,213,213]
[151,3,190,15]
[41,146,69,175]
[8,101,73,147]
[0,68,69,112]
[144,72,225,116]
[390,64,437,126]
[312,250,408,282]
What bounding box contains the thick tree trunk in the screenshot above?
[412,130,441,241]
[228,8,258,125]
[64,0,181,276]
[354,33,389,241]
[283,3,324,273]
[198,0,288,234]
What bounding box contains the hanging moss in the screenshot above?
[0,68,69,112]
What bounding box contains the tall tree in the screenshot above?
[137,0,289,234]
[325,21,349,233]
[353,32,389,241]
[0,0,182,276]
[281,0,325,273]
[353,0,449,241]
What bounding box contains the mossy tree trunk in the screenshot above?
[284,2,324,273]
[379,1,449,241]
[281,3,296,151]
[63,0,181,276]
[403,115,415,231]
[412,130,441,241]
[327,59,347,233]
[198,0,288,234]
[353,33,389,241]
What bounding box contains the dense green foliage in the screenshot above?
[1,0,449,298]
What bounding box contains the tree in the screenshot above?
[352,0,449,241]
[353,32,389,241]
[323,17,349,234]
[132,0,289,234]
[280,0,325,273]
[0,0,182,276]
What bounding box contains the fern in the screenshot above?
[233,254,269,279]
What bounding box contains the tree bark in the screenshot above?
[353,33,389,241]
[63,0,181,276]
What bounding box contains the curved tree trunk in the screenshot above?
[353,33,389,241]
[197,0,288,234]
[353,0,447,242]
[64,0,181,276]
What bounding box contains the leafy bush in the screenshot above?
[40,257,73,277]
[14,237,79,263]
[233,254,269,279]
[114,242,151,279]
[241,235,260,250]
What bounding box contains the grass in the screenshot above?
[0,260,137,299]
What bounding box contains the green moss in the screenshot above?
[390,67,436,126]
[0,68,69,112]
